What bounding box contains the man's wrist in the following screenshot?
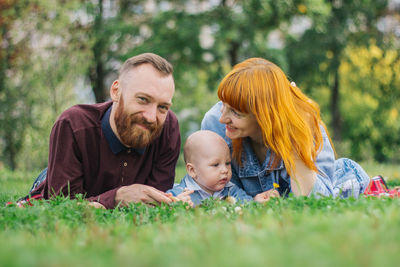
[115,185,126,204]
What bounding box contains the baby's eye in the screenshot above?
[225,161,231,165]
[211,163,219,167]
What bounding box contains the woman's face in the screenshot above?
[219,102,263,142]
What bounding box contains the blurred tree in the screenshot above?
[2,0,398,169]
[340,43,400,162]
[19,1,93,170]
[0,0,92,170]
[127,0,329,140]
[286,0,389,142]
[84,0,146,102]
[0,0,36,170]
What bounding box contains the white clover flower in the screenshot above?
[226,196,237,204]
[234,206,242,215]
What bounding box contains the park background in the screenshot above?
[1,1,400,267]
[1,0,399,174]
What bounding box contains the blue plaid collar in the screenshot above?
[183,174,234,198]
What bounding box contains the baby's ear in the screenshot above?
[186,163,197,178]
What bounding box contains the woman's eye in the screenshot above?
[231,108,242,117]
[223,103,243,117]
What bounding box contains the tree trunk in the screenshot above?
[228,41,239,67]
[331,69,342,141]
[89,0,107,103]
[90,60,106,103]
[5,132,17,170]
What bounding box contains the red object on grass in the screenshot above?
[5,192,44,207]
[364,175,400,198]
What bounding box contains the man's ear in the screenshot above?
[110,80,121,102]
[186,163,197,179]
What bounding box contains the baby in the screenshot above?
[168,130,276,206]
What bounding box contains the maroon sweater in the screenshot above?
[33,101,180,209]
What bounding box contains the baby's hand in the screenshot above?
[254,189,280,203]
[174,188,194,207]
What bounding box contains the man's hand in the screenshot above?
[115,184,173,207]
[254,189,280,203]
[174,188,194,207]
[88,201,106,209]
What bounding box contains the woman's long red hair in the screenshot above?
[218,58,333,176]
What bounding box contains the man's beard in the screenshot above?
[114,97,164,148]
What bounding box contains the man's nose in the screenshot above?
[142,105,157,123]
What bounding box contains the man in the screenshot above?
[29,53,180,209]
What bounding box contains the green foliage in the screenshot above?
[0,0,399,169]
[85,0,148,102]
[0,0,36,170]
[129,0,330,142]
[0,0,92,170]
[286,0,390,143]
[340,44,400,162]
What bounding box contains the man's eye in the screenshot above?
[158,105,169,112]
[138,97,148,103]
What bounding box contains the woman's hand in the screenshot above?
[254,189,280,203]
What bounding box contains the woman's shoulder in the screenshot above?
[201,101,228,141]
[201,102,223,125]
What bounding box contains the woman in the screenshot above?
[201,57,370,198]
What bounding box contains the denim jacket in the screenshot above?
[167,174,253,206]
[201,102,370,198]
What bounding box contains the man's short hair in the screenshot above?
[119,53,173,77]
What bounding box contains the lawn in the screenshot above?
[1,163,400,267]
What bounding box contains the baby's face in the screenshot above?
[192,140,232,194]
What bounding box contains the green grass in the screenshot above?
[1,163,400,267]
[0,169,41,204]
[360,161,400,180]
